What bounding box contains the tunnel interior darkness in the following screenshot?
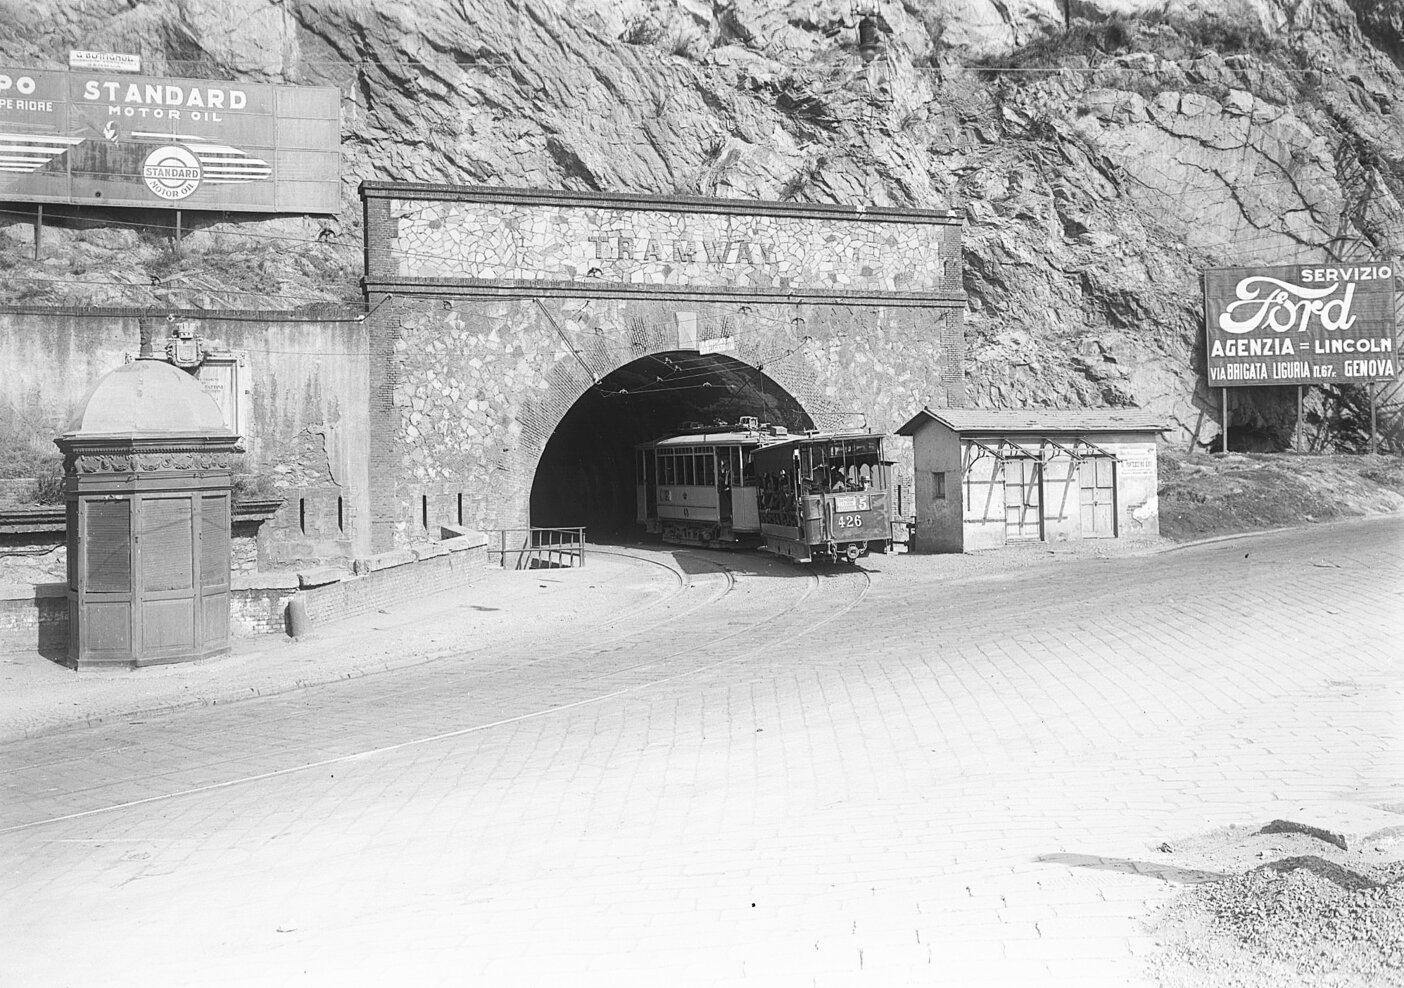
[530,351,814,539]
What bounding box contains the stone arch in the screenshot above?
[526,347,819,534]
[361,183,966,549]
[512,303,857,473]
[368,291,962,545]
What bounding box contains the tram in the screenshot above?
[636,422,894,563]
[634,419,784,548]
[752,431,893,563]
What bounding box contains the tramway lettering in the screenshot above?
[588,234,778,266]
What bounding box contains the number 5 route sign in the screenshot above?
[1203,263,1398,387]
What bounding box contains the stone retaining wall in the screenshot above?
[0,529,490,655]
[298,529,489,633]
[0,583,66,658]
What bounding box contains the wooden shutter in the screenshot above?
[85,499,131,592]
[142,497,193,593]
[201,495,230,587]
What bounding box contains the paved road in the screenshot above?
[3,518,1401,986]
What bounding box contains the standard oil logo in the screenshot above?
[142,145,201,200]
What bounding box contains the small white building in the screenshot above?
[894,408,1166,553]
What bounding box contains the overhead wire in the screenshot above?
[0,40,1396,329]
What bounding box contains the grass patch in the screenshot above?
[974,6,1277,79]
[1157,450,1404,541]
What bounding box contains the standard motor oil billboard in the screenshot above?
[0,66,340,212]
[1204,263,1397,386]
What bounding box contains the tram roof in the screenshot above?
[750,431,885,455]
[638,429,773,449]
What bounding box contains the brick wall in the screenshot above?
[299,535,489,632]
[2,532,490,654]
[230,587,296,637]
[0,583,67,657]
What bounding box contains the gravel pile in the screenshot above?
[1147,826,1404,987]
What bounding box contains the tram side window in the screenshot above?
[704,454,715,486]
[682,454,694,486]
[661,452,674,486]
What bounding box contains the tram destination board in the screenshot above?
[0,65,339,213]
[1203,263,1398,387]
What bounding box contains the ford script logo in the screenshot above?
[141,145,201,200]
[1218,277,1358,336]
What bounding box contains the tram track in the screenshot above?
[0,545,728,775]
[0,553,872,832]
[311,544,743,703]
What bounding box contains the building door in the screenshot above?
[1078,456,1117,537]
[1003,457,1043,541]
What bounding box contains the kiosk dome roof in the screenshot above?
[60,358,233,438]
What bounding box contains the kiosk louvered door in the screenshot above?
[81,497,133,654]
[200,494,231,646]
[139,495,196,653]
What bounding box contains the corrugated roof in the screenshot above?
[896,407,1167,436]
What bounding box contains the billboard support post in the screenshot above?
[175,210,183,244]
[1296,385,1304,453]
[33,204,42,260]
[1221,387,1229,454]
[1370,383,1378,455]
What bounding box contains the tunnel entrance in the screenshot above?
[529,352,813,539]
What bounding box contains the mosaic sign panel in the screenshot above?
[1204,263,1398,386]
[380,192,961,299]
[0,65,340,212]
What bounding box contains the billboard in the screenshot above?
[0,66,340,213]
[1204,263,1397,387]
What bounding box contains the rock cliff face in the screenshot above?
[2,0,1401,446]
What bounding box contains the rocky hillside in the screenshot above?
[2,0,1402,448]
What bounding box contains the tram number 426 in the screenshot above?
[835,514,865,530]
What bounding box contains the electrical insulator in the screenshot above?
[858,16,881,62]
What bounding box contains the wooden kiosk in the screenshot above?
[55,357,241,669]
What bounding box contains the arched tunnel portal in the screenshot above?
[530,351,813,539]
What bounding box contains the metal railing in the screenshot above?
[487,527,587,569]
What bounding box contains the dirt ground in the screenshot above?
[1144,819,1404,987]
[1149,449,1404,986]
[1157,451,1404,542]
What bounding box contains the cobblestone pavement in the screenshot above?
[2,517,1401,987]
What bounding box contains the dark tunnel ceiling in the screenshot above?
[530,351,814,538]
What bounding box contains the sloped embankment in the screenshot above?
[1157,451,1404,541]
